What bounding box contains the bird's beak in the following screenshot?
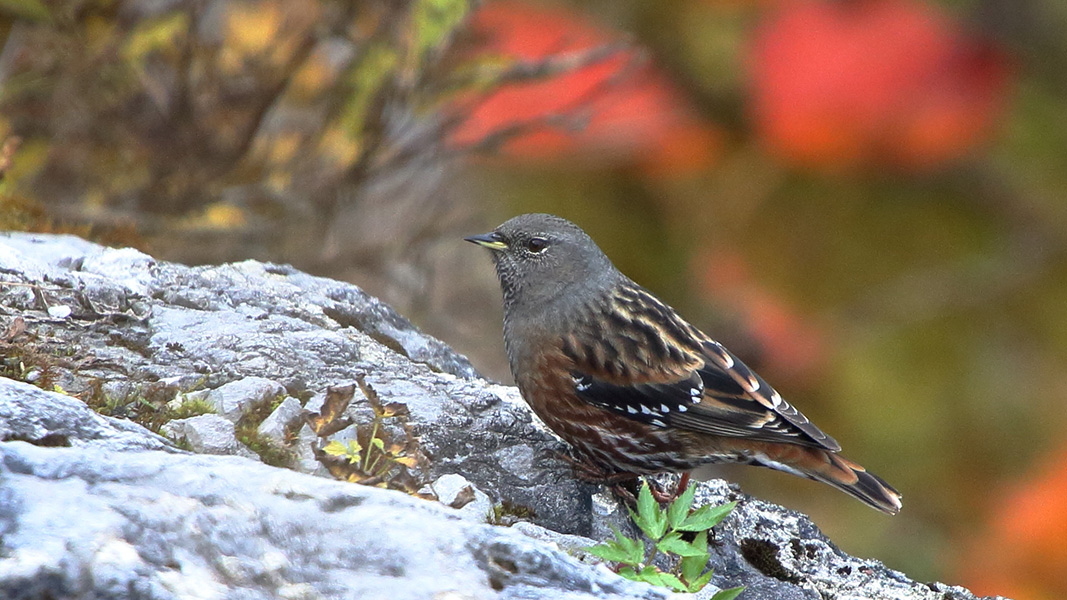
[464,232,508,251]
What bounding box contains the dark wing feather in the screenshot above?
[692,340,840,451]
[568,282,841,451]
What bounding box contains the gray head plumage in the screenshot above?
[465,214,621,317]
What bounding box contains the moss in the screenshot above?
[234,393,296,468]
[168,396,216,420]
[487,501,537,526]
[237,429,295,467]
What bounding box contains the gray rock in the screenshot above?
[258,396,304,444]
[0,441,667,600]
[161,414,257,460]
[425,473,493,522]
[294,423,327,476]
[206,376,286,422]
[0,233,1007,600]
[0,378,174,453]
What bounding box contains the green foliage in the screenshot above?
[486,500,536,526]
[0,0,51,23]
[168,395,217,420]
[584,482,743,596]
[235,393,295,468]
[411,0,470,66]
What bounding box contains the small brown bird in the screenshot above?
[467,213,901,514]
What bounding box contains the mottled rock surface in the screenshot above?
[0,232,1005,600]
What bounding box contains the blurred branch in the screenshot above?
[441,43,643,156]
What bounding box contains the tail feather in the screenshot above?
[817,453,902,515]
[753,446,903,515]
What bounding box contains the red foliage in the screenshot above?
[450,1,720,175]
[747,0,1012,171]
[958,443,1067,600]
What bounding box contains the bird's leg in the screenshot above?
[646,472,691,504]
[549,450,691,506]
[676,471,691,496]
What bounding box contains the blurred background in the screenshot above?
[1,0,1065,597]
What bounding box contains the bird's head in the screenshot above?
[466,213,619,314]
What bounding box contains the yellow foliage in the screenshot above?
[84,16,116,55]
[226,2,283,57]
[317,127,361,168]
[291,51,335,99]
[180,203,248,230]
[268,132,302,165]
[267,170,292,193]
[122,11,188,68]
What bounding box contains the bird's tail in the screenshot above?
[753,446,903,515]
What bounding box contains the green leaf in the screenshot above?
[634,566,687,592]
[656,532,707,558]
[631,482,657,525]
[621,531,646,565]
[370,437,385,451]
[680,551,710,586]
[618,566,639,581]
[711,585,746,600]
[584,541,631,563]
[605,525,644,565]
[634,482,668,539]
[633,565,660,585]
[667,483,697,529]
[690,569,715,593]
[691,530,709,554]
[678,501,737,532]
[659,572,688,593]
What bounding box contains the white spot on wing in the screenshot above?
[677,405,688,412]
[627,406,637,414]
[640,405,651,415]
[651,419,666,427]
[690,386,702,403]
[660,404,670,413]
[770,390,783,408]
[573,375,592,392]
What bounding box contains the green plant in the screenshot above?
[313,377,423,493]
[584,482,744,597]
[234,393,295,468]
[322,411,417,481]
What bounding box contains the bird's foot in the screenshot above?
[549,451,691,506]
[644,472,692,504]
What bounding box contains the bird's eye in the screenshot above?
[526,237,548,253]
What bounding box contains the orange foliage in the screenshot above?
[747,0,1011,171]
[450,1,720,176]
[958,444,1067,600]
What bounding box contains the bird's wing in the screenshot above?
[566,283,841,451]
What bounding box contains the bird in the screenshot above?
[466,213,902,514]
